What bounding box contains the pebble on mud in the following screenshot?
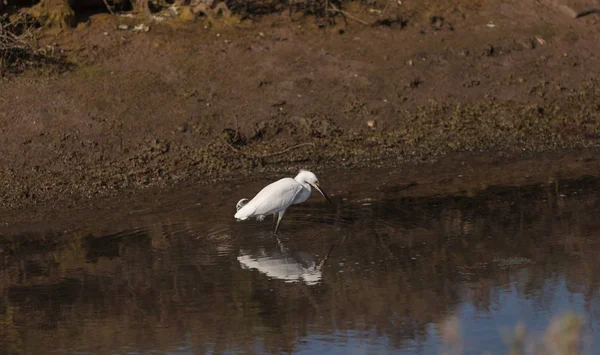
[483,44,494,57]
[367,120,377,129]
[557,4,578,18]
[151,15,166,22]
[409,78,422,88]
[535,36,546,46]
[521,38,536,50]
[133,24,150,33]
[430,15,444,30]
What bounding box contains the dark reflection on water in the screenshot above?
[1,174,600,354]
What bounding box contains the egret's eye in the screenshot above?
[314,181,319,186]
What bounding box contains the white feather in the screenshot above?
[234,178,305,220]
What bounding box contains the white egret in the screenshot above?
[234,170,331,234]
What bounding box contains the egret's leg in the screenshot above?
[272,213,278,234]
[273,210,286,235]
[275,235,285,252]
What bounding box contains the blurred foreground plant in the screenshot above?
[440,312,586,355]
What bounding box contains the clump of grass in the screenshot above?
[0,13,70,76]
[0,14,40,75]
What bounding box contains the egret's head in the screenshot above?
[295,170,331,203]
[296,169,318,184]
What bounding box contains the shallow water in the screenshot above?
[1,170,600,354]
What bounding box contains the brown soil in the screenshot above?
[1,0,600,211]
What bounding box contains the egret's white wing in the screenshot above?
[252,178,303,215]
[235,178,302,219]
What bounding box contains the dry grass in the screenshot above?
[0,15,39,75]
[0,13,70,76]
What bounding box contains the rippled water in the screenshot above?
[1,170,600,354]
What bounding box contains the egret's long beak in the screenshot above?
[312,183,332,204]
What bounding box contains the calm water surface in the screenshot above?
[1,170,600,354]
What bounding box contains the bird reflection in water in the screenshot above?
[237,237,335,285]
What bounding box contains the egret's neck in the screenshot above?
[294,177,312,191]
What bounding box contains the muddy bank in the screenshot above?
[2,148,600,233]
[1,0,600,210]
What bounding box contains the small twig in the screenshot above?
[232,115,239,141]
[380,0,392,19]
[326,3,347,25]
[327,4,370,25]
[575,8,600,18]
[102,0,115,15]
[222,138,315,159]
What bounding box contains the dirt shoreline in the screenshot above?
[1,147,599,232]
[1,0,600,212]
